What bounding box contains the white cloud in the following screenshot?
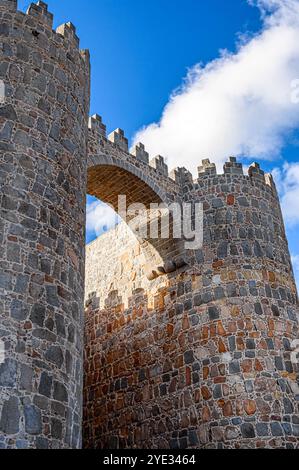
[272,161,299,226]
[86,200,120,238]
[292,254,299,270]
[272,161,299,289]
[133,0,299,174]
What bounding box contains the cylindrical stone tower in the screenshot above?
[83,154,299,449]
[188,158,299,448]
[0,0,90,448]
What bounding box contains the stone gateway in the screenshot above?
[0,0,298,449]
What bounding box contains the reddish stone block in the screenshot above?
[227,194,235,206]
[217,321,226,336]
[203,366,209,380]
[254,359,263,371]
[241,359,253,373]
[167,323,174,336]
[201,386,212,400]
[223,401,233,417]
[202,406,211,422]
[212,260,224,269]
[244,399,257,416]
[218,338,227,353]
[236,337,245,350]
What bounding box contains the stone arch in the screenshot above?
[87,153,185,279]
[87,153,169,210]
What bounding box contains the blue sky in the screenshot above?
[18,0,299,286]
[19,0,262,134]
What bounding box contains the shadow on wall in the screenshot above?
[83,285,172,449]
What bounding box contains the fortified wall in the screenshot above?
[0,0,298,450]
[83,154,299,449]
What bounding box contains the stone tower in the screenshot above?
[0,0,90,448]
[1,0,299,451]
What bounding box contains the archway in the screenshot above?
[86,131,188,280]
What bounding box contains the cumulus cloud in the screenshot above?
[272,161,299,289]
[133,0,299,174]
[292,254,299,269]
[86,200,120,238]
[272,161,299,226]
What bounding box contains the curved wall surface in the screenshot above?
[0,0,90,448]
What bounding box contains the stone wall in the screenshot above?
[83,160,299,449]
[85,223,167,311]
[0,0,90,448]
[1,0,298,451]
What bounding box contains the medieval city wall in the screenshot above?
[0,0,298,451]
[83,160,299,449]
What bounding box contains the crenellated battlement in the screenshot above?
[56,21,79,48]
[149,154,168,176]
[87,114,277,194]
[108,128,129,152]
[0,0,17,11]
[170,167,193,185]
[131,142,149,164]
[0,1,88,62]
[0,0,90,128]
[26,1,53,28]
[198,158,217,176]
[223,156,244,175]
[88,114,106,136]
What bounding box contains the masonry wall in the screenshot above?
[1,0,298,452]
[85,223,167,311]
[0,1,90,448]
[83,163,299,449]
